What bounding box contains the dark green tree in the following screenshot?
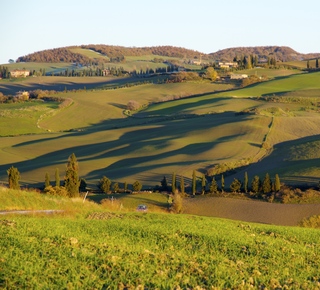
[246,56,252,69]
[132,180,142,192]
[55,168,60,187]
[243,172,249,193]
[99,176,112,193]
[45,172,50,188]
[209,177,218,193]
[262,173,272,194]
[161,176,168,191]
[316,58,319,69]
[7,166,20,190]
[79,178,87,192]
[192,170,196,195]
[64,153,80,197]
[180,175,185,194]
[124,181,128,193]
[251,175,261,194]
[172,172,176,193]
[307,60,310,69]
[274,174,281,192]
[112,182,119,193]
[230,178,241,193]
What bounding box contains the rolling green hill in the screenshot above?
[1,67,320,190]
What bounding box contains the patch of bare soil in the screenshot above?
[183,197,320,226]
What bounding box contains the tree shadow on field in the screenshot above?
[1,111,255,188]
[108,102,127,110]
[224,134,320,188]
[0,76,138,95]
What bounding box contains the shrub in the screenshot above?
[127,100,140,111]
[300,215,320,228]
[132,180,142,192]
[172,190,183,213]
[44,186,68,197]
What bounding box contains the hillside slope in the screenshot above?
[16,45,205,63]
[210,46,320,62]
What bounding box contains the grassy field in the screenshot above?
[1,70,320,189]
[1,208,319,288]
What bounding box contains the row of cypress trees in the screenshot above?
[165,171,281,195]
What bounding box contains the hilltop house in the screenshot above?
[230,74,248,80]
[215,61,238,69]
[10,70,30,78]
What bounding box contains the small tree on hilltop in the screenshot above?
[251,175,261,195]
[99,176,112,193]
[64,153,80,197]
[204,67,218,81]
[7,166,20,190]
[262,173,272,194]
[112,182,119,193]
[132,180,142,192]
[274,174,281,192]
[209,177,218,194]
[230,178,242,193]
[127,100,140,111]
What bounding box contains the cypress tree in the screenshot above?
[262,173,272,194]
[180,175,185,195]
[161,176,168,191]
[316,58,319,69]
[7,166,20,190]
[251,175,261,194]
[221,174,225,192]
[64,153,80,197]
[45,172,50,188]
[230,178,241,193]
[244,172,249,193]
[192,170,196,195]
[209,177,218,193]
[274,174,281,192]
[172,172,176,193]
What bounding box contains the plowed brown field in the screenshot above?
[183,197,320,226]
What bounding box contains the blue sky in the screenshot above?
[1,0,319,64]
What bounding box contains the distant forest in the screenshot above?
[16,45,320,65]
[210,46,320,62]
[16,45,204,64]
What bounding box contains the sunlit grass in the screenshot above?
[0,211,319,289]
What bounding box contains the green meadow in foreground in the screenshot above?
[0,187,320,288]
[1,212,319,289]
